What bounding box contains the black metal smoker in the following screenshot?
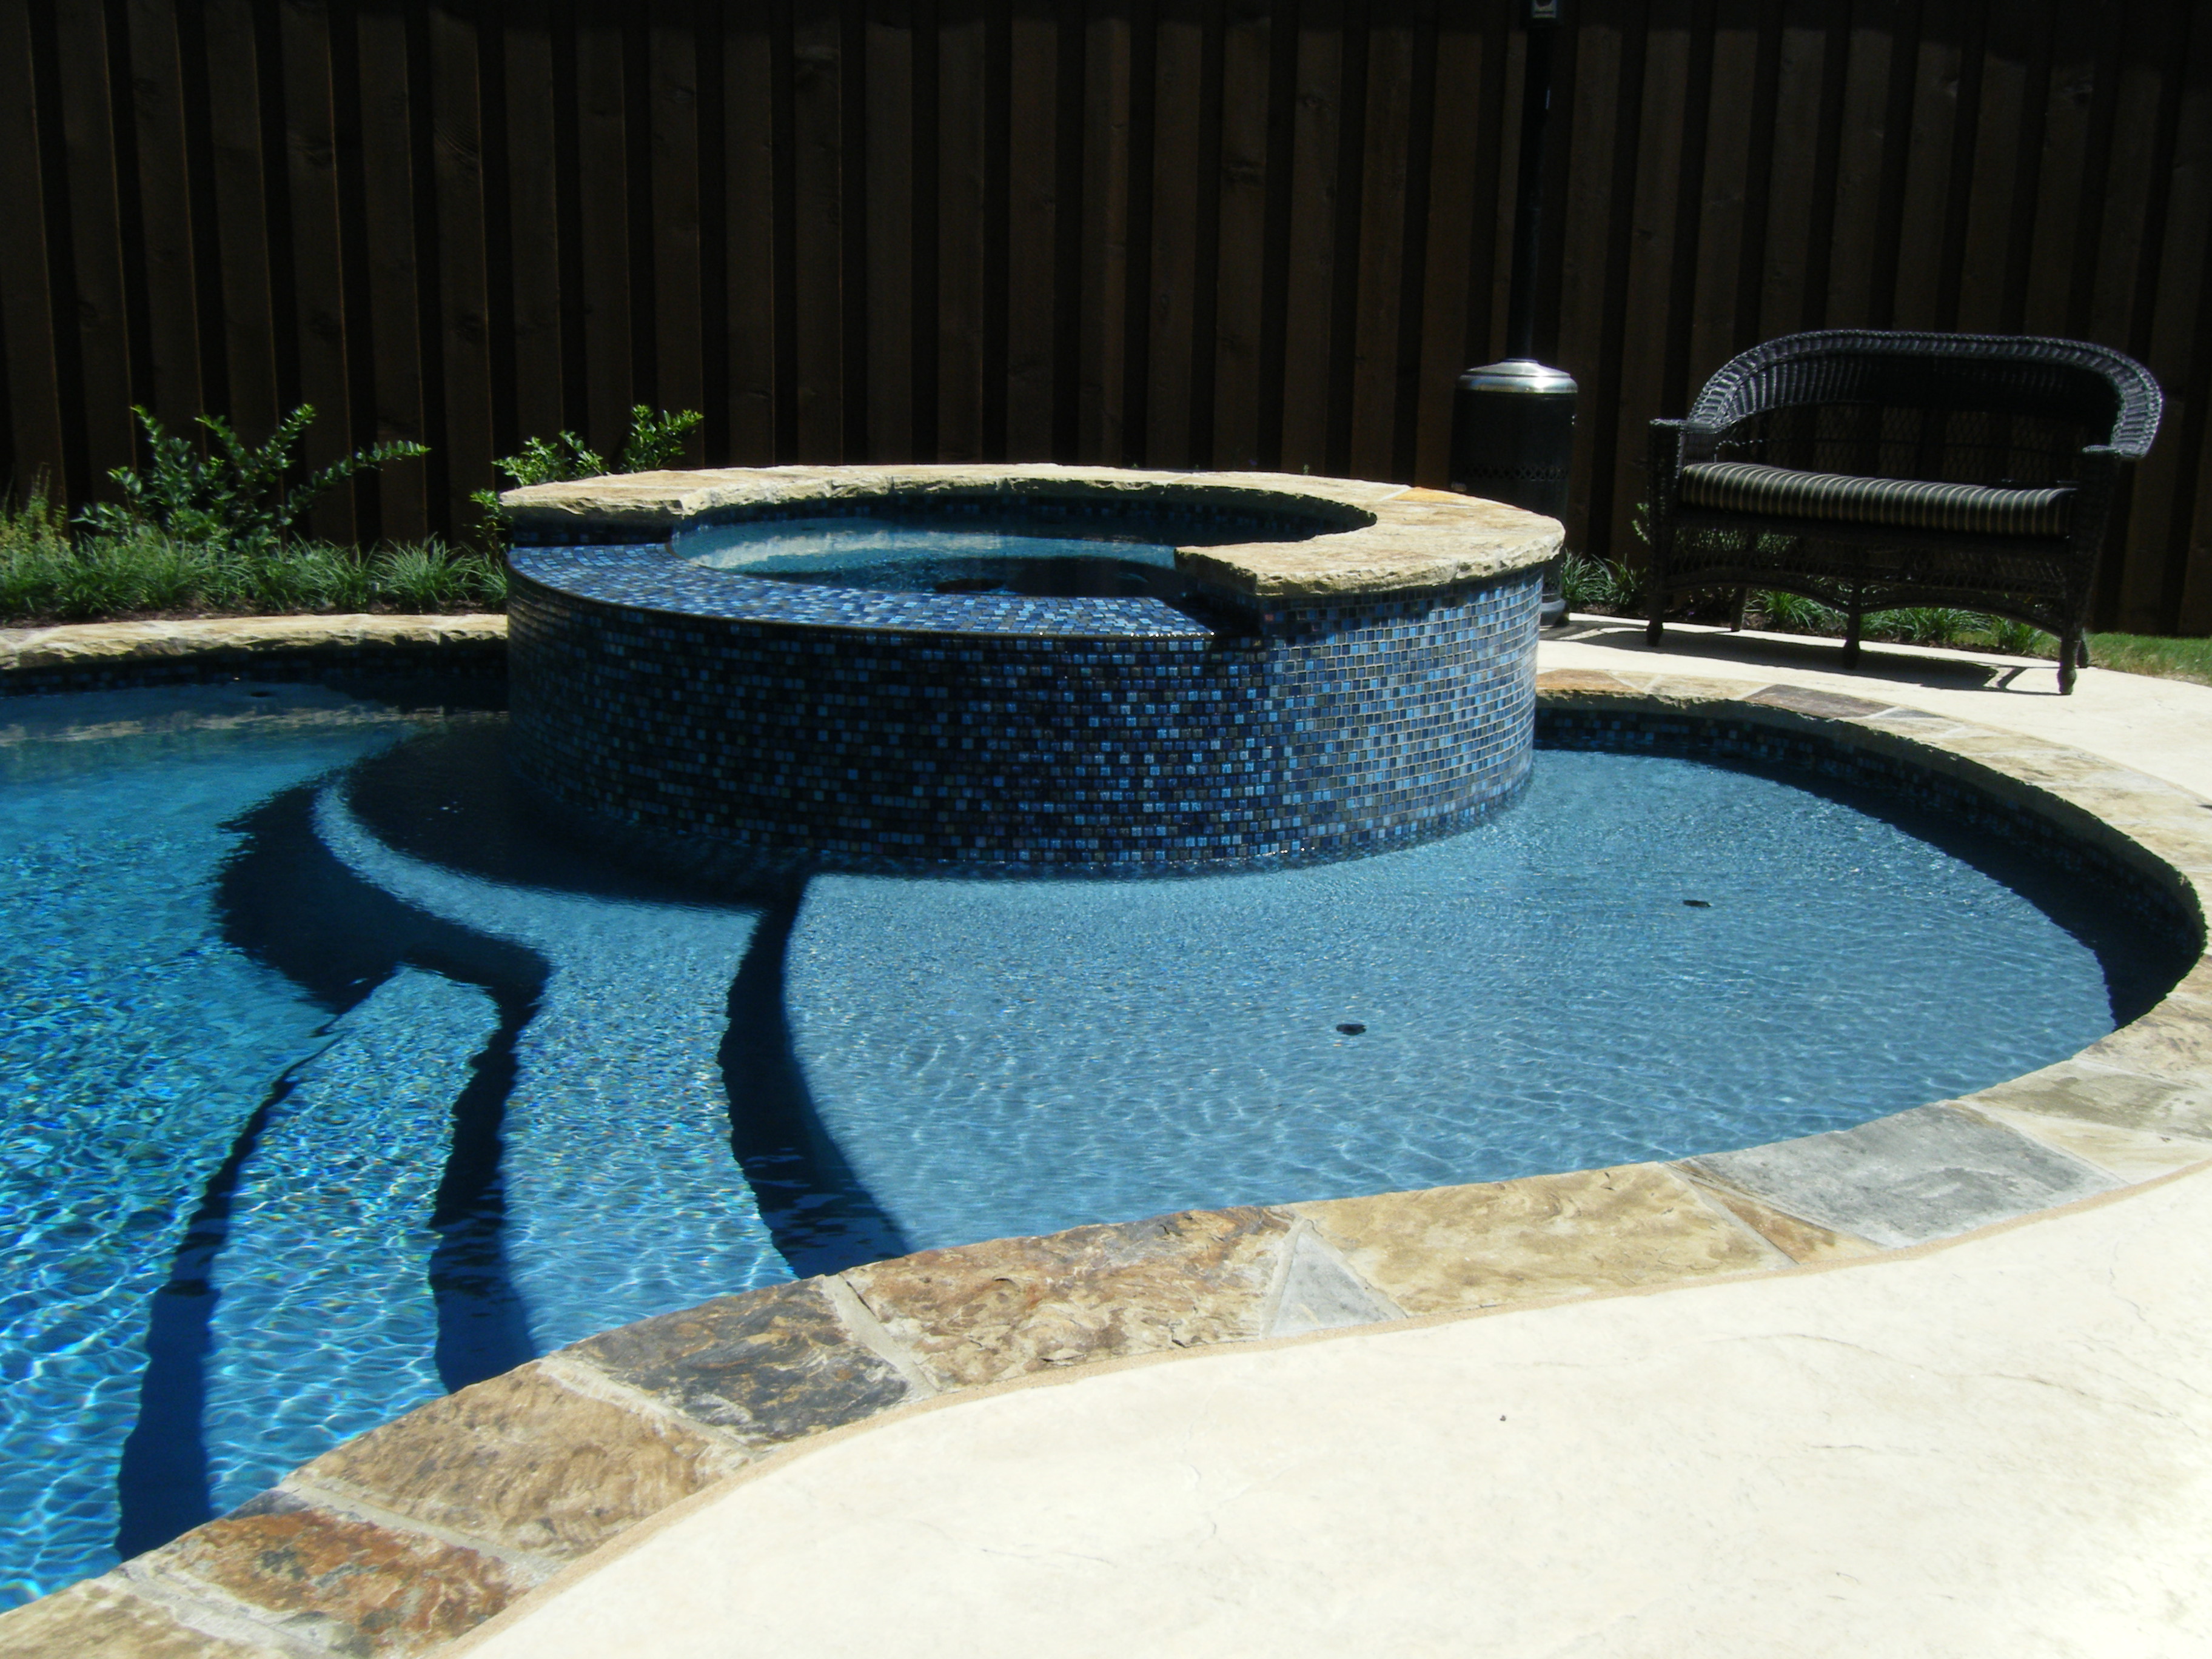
[1450,0,1577,628]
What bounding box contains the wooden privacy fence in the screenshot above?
[4,0,2210,630]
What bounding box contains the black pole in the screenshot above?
[1506,7,1555,362]
[1449,0,1576,628]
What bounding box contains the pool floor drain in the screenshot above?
[1337,1022,1367,1035]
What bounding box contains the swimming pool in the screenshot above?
[0,678,2182,1606]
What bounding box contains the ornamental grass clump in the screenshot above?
[0,518,506,625]
[1559,550,1641,612]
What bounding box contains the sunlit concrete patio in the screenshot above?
[442,625,2212,1659]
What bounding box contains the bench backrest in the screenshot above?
[1687,331,2160,487]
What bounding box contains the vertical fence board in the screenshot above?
[863,1,914,460]
[2146,15,2211,631]
[840,0,870,458]
[1686,0,1757,393]
[1823,4,1899,326]
[1888,10,1963,331]
[1002,1,1060,458]
[2088,15,2172,355]
[1344,5,1410,483]
[1118,0,1155,465]
[52,1,139,499]
[1549,5,1612,540]
[1076,1,1130,461]
[427,5,493,526]
[1139,0,1202,468]
[277,0,357,543]
[722,4,777,461]
[1554,0,1643,560]
[198,0,281,441]
[1383,1,1433,484]
[1276,0,1341,475]
[1411,0,1503,486]
[172,1,229,422]
[649,2,705,458]
[1604,0,1684,549]
[1755,2,1832,340]
[355,5,429,540]
[1181,0,1222,468]
[498,1,565,452]
[1953,3,2029,334]
[937,2,987,459]
[572,4,633,452]
[790,2,843,455]
[404,5,451,531]
[2097,5,2168,637]
[1209,0,1271,471]
[2018,7,2098,337]
[0,0,66,496]
[124,0,206,432]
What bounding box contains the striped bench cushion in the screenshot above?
[1678,461,2073,537]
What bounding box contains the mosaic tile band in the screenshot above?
[507,561,1542,872]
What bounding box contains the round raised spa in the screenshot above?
[500,466,1560,871]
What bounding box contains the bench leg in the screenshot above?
[1842,591,1863,668]
[2059,628,2082,695]
[1729,586,1748,632]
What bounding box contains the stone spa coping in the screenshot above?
[499,463,1561,606]
[5,632,2212,1654]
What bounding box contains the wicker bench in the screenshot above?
[1645,330,2162,694]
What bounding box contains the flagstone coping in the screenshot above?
[497,464,1562,600]
[4,663,2210,1657]
[0,614,510,695]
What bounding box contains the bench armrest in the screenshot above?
[2069,444,2136,558]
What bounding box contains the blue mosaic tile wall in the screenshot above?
[508,541,1540,873]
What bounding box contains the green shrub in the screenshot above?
[77,405,426,556]
[472,405,705,545]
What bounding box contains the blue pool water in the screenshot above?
[672,506,1296,603]
[0,680,2181,1604]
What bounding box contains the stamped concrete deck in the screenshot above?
[447,621,2212,1659]
[6,615,2212,1655]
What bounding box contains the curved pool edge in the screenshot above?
[7,665,2212,1656]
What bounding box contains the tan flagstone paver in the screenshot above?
[1293,1164,1786,1315]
